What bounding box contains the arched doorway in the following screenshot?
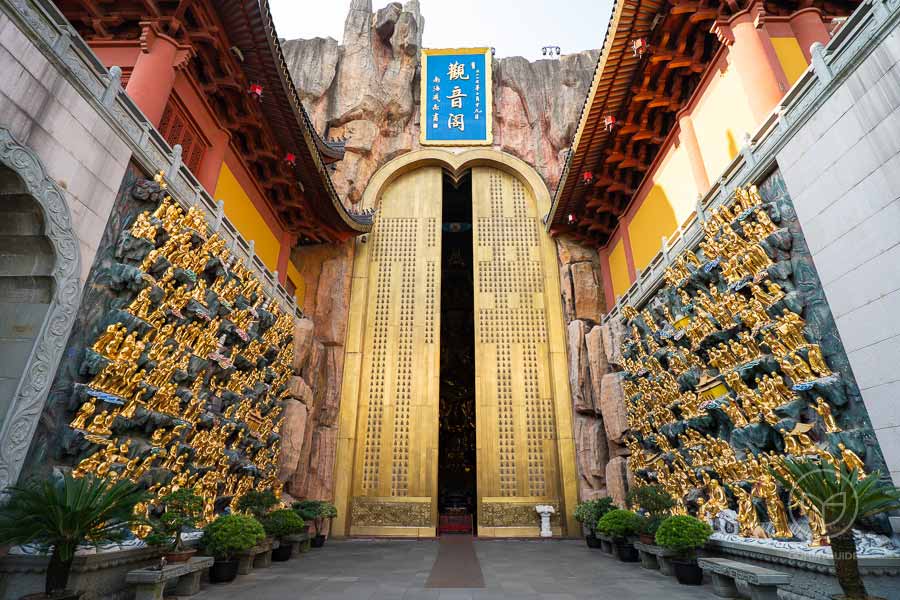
[0,129,81,491]
[333,149,578,538]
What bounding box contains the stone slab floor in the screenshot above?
[190,538,723,600]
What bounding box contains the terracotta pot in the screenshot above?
[209,559,239,583]
[671,558,703,585]
[271,543,293,562]
[164,548,197,563]
[311,535,326,548]
[639,533,655,545]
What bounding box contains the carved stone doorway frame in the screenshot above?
[0,128,82,491]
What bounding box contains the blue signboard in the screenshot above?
[420,48,493,146]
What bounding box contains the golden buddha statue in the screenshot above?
[755,472,793,538]
[814,397,840,433]
[838,443,866,473]
[734,487,766,539]
[70,399,97,431]
[807,345,832,378]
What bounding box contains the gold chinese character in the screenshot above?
[448,114,465,131]
[447,86,467,109]
[447,61,469,80]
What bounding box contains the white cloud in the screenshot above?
[269,0,613,61]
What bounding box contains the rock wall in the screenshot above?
[278,0,603,503]
[558,236,631,505]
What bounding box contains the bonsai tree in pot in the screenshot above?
[236,489,279,521]
[654,515,712,585]
[595,509,643,562]
[574,497,614,548]
[627,484,675,544]
[293,500,337,547]
[201,514,266,583]
[0,473,146,599]
[145,487,204,562]
[772,458,900,600]
[261,509,305,562]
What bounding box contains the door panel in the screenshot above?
[471,167,563,536]
[348,167,442,537]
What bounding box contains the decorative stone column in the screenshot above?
[125,22,192,126]
[535,505,555,538]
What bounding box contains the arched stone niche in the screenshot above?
[0,128,81,491]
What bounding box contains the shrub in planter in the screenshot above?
[145,488,204,562]
[574,498,614,548]
[261,509,306,562]
[772,458,900,600]
[637,515,665,545]
[0,473,146,598]
[627,484,675,545]
[654,515,712,585]
[201,514,265,583]
[236,489,279,521]
[596,509,642,562]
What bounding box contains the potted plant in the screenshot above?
[145,487,204,562]
[772,458,900,600]
[654,515,712,585]
[574,497,614,548]
[261,509,305,562]
[595,509,643,562]
[627,485,675,544]
[294,500,336,547]
[235,489,279,521]
[201,514,265,583]
[0,473,145,599]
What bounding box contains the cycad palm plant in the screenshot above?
[772,458,900,600]
[0,473,146,597]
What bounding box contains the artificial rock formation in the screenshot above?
[279,1,603,504]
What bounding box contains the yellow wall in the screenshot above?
[627,184,677,272]
[608,238,631,300]
[771,36,808,86]
[287,262,305,305]
[692,58,757,184]
[213,162,281,271]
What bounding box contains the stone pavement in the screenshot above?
[191,538,724,599]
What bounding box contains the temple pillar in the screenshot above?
[717,3,787,123]
[196,128,230,192]
[125,22,189,126]
[677,112,710,194]
[790,8,831,62]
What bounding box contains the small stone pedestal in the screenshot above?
[535,505,555,538]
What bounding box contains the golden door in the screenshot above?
[472,167,564,536]
[333,155,576,538]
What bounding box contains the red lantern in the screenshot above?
[582,171,594,185]
[567,213,577,225]
[284,152,296,166]
[604,115,617,132]
[249,83,263,99]
[632,38,649,57]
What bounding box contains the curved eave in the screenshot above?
[217,0,371,238]
[548,0,663,232]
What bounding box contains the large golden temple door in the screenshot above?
[333,151,577,538]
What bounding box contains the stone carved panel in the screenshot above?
[0,128,81,491]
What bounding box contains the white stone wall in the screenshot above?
[0,13,132,286]
[776,21,900,481]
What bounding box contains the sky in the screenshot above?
[268,0,614,61]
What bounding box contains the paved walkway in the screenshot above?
[192,538,723,599]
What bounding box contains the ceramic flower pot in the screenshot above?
[671,558,703,585]
[209,559,239,583]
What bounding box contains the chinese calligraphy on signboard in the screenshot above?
[420,48,493,146]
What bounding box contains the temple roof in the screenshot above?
[54,0,372,243]
[548,0,854,248]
